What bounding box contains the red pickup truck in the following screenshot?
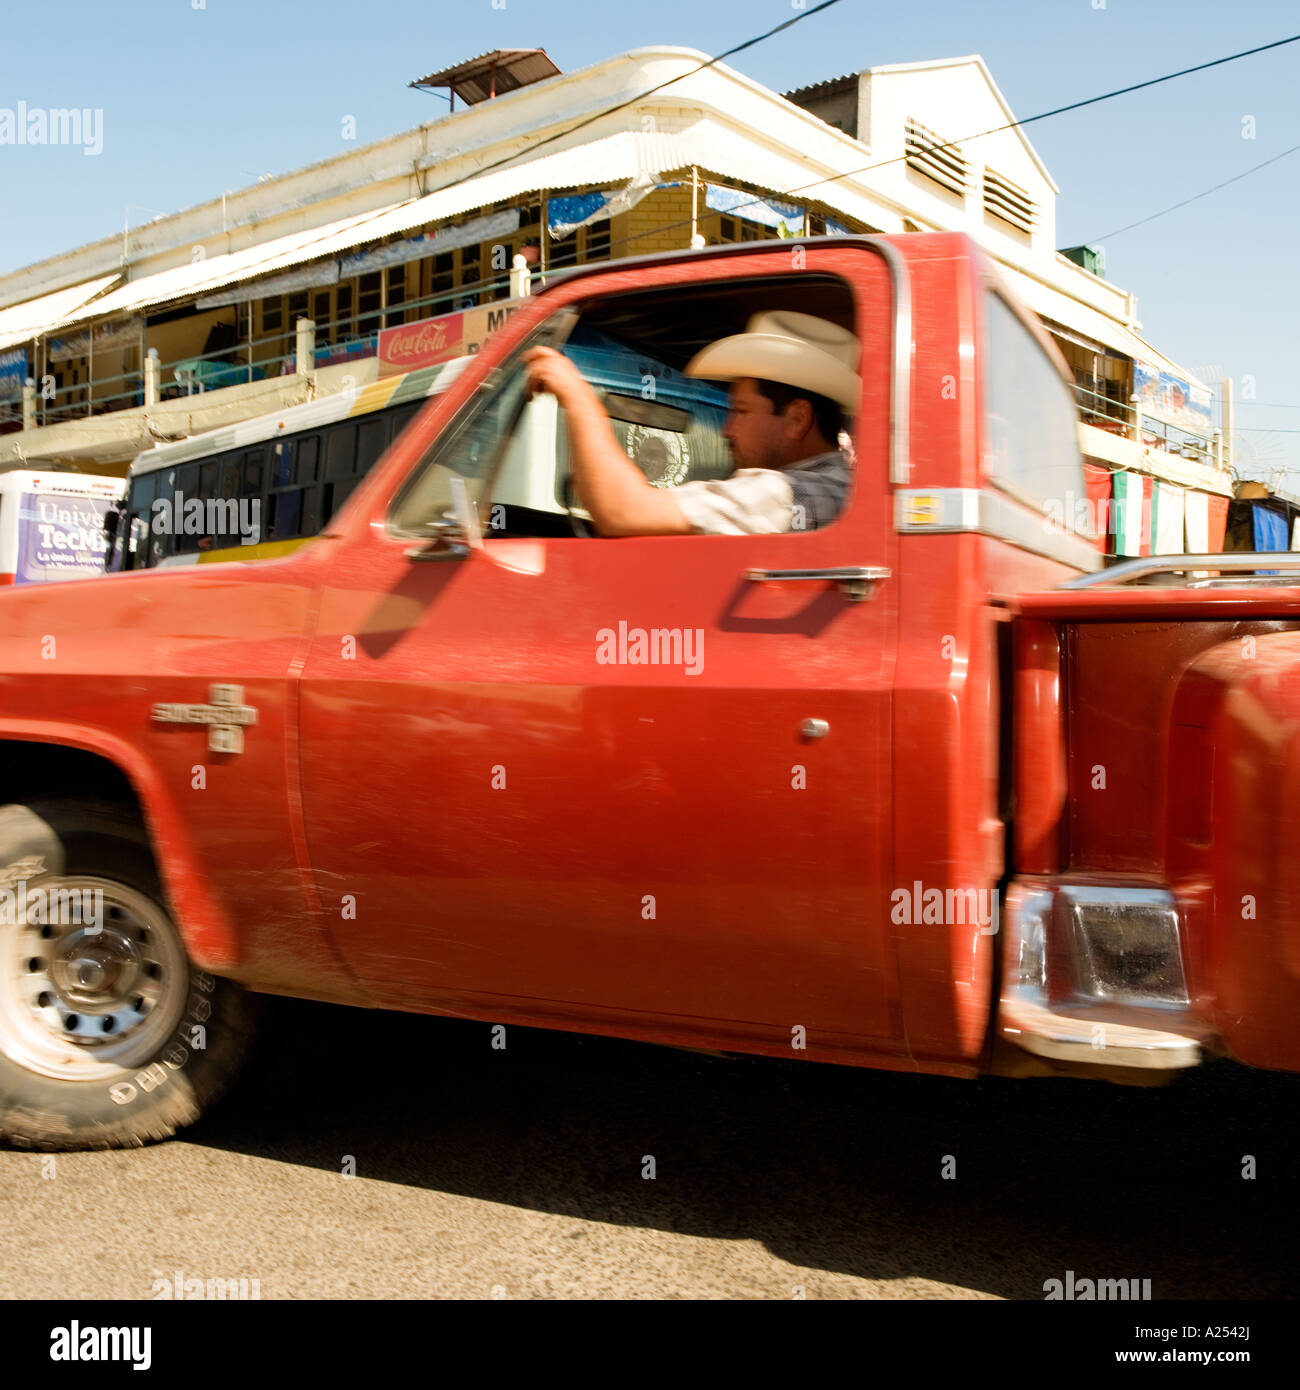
[2,232,1296,1151]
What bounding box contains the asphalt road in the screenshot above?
[1,998,1296,1299]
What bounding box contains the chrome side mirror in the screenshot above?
[406,477,482,561]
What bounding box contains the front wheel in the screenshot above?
[0,801,258,1150]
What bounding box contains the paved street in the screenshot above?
[1,998,1296,1300]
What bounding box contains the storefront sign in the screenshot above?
[1134,360,1213,438]
[47,317,142,363]
[378,301,520,377]
[0,347,26,404]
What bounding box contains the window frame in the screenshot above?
[980,285,1087,523]
[384,263,877,544]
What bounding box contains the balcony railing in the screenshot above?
[1071,381,1221,470]
[14,264,526,432]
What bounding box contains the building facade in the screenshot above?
[0,46,1233,553]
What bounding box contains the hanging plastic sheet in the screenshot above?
[1251,504,1288,552]
[547,175,660,239]
[1184,490,1210,552]
[1152,481,1186,555]
[704,184,804,235]
[1207,495,1229,552]
[1083,463,1112,552]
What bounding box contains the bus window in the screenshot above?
[273,440,293,488]
[297,435,320,483]
[219,455,240,500]
[357,418,387,474]
[301,486,320,536]
[241,448,264,498]
[389,403,421,439]
[174,463,200,555]
[326,423,356,481]
[323,477,359,525]
[270,489,302,539]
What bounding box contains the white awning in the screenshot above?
[54,209,389,329]
[998,263,1210,392]
[0,274,120,350]
[48,132,684,333]
[3,124,899,348]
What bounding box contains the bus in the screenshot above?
[104,327,732,571]
[0,470,124,585]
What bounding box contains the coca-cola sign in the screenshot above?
[379,313,465,373]
[378,302,520,378]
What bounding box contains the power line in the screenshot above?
[594,29,1300,258]
[427,0,844,191]
[1088,140,1300,242]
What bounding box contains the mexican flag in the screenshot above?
[1111,471,1153,556]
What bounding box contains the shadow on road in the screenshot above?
[191,997,1299,1299]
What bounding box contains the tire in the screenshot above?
[0,799,259,1150]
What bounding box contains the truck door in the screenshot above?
[297,245,903,1052]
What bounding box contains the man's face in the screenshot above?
[721,378,793,472]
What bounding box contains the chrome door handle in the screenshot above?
[743,566,890,602]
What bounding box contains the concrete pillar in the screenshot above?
[145,349,160,408]
[1219,377,1234,475]
[21,379,36,431]
[295,318,316,376]
[509,254,531,298]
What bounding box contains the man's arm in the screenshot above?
[522,347,692,537]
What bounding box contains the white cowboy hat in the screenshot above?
[683,311,861,410]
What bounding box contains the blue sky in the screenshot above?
[2,0,1298,475]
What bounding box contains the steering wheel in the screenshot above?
[561,472,596,538]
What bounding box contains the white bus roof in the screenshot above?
[0,470,124,498]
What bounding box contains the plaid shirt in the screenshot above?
[669,451,851,535]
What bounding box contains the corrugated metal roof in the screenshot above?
[782,71,859,99]
[410,49,561,104]
[44,133,690,333]
[0,274,119,350]
[55,210,391,329]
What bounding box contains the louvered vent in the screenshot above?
[983,168,1036,234]
[904,119,968,197]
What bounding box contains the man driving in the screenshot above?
[522,311,860,536]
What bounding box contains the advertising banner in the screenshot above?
[13,490,114,583]
[47,316,142,363]
[0,346,26,404]
[378,301,520,377]
[1134,359,1213,438]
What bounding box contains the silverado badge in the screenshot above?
[151,684,258,754]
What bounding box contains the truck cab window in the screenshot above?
[984,291,1084,515]
[389,273,858,541]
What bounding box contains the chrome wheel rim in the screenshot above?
[0,876,188,1081]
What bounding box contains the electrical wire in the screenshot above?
[592,30,1300,257]
[419,0,844,191]
[1087,140,1300,241]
